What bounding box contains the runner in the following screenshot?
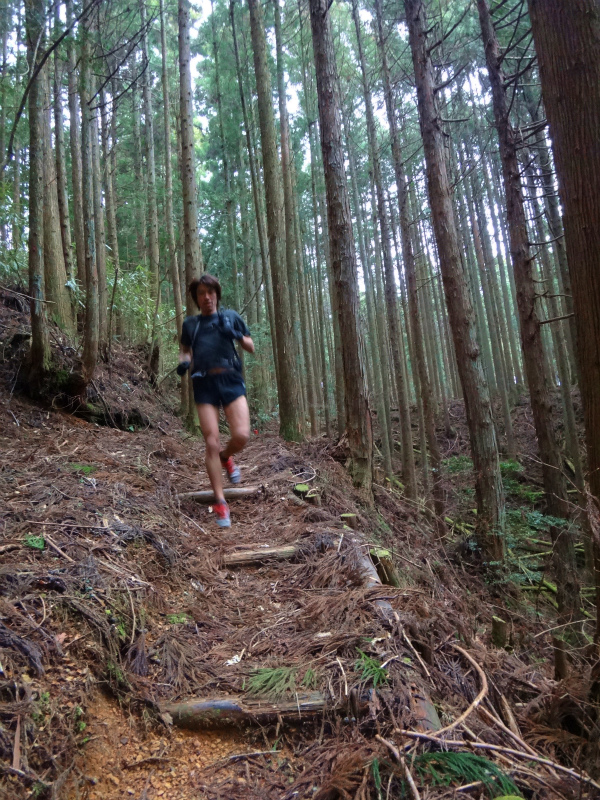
[177,274,254,528]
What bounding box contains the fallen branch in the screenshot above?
[0,543,21,554]
[428,644,488,738]
[178,486,261,503]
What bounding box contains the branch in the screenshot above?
[1,0,102,173]
[539,313,574,326]
[434,63,468,93]
[427,1,472,54]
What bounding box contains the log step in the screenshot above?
[178,486,261,503]
[163,691,326,729]
[223,544,299,567]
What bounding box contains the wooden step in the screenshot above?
[178,486,261,503]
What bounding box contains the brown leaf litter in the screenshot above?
[0,297,599,799]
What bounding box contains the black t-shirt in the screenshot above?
[181,310,250,376]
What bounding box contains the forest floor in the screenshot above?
[0,291,599,800]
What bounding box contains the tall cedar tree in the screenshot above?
[374,0,443,516]
[477,0,581,640]
[247,0,303,442]
[351,0,416,498]
[404,0,505,559]
[308,0,373,494]
[25,0,51,389]
[527,0,600,643]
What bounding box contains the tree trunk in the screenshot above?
[140,0,161,324]
[247,0,302,442]
[374,0,442,514]
[79,12,98,390]
[66,0,85,293]
[179,0,204,424]
[527,1,600,641]
[211,3,239,309]
[229,0,279,391]
[12,145,20,250]
[91,94,107,346]
[405,0,504,561]
[25,0,51,389]
[130,71,147,278]
[308,0,373,494]
[101,79,121,352]
[478,0,580,624]
[345,120,393,478]
[159,0,186,414]
[42,64,74,334]
[352,0,415,499]
[53,4,74,290]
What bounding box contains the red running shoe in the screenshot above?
[220,455,241,484]
[213,500,231,528]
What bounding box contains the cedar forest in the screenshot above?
[1,0,600,797]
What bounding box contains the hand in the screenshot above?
[176,361,190,376]
[220,315,243,342]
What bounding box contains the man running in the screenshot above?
[177,274,254,527]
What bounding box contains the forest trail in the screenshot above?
[0,307,597,799]
[2,390,596,800]
[0,390,435,800]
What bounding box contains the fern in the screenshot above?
[246,667,298,699]
[413,752,521,798]
[355,650,388,688]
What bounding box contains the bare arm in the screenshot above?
[240,335,254,354]
[179,344,192,364]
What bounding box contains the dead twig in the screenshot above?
[45,534,76,563]
[402,630,431,679]
[12,715,21,771]
[375,734,421,800]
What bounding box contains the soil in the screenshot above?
[0,293,598,800]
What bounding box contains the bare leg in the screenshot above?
[196,403,225,502]
[221,394,250,460]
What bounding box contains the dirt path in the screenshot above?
[1,381,593,798]
[0,396,429,798]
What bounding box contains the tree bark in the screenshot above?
[91,87,107,346]
[405,0,504,560]
[42,64,74,334]
[53,4,74,290]
[308,0,373,494]
[159,0,185,413]
[178,0,204,424]
[25,0,51,389]
[12,144,20,250]
[478,0,580,622]
[79,11,99,390]
[229,0,279,389]
[66,0,85,293]
[211,2,239,309]
[527,0,600,639]
[247,0,303,442]
[374,0,442,514]
[140,0,161,321]
[352,0,415,499]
